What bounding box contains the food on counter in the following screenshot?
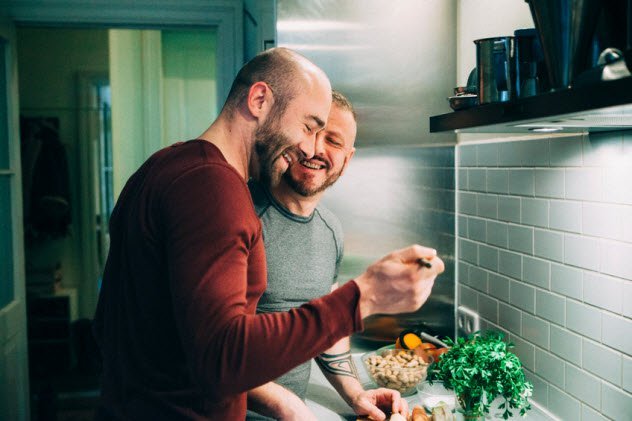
[364,349,429,394]
[425,347,448,362]
[431,402,454,421]
[411,405,430,421]
[356,405,433,420]
[396,330,423,350]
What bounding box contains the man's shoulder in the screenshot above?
[247,179,272,216]
[314,204,343,238]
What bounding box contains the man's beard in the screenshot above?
[282,165,343,197]
[254,116,294,188]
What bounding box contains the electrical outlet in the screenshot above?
[457,306,480,336]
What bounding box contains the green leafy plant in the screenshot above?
[427,331,533,419]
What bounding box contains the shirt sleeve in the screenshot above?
[162,164,363,399]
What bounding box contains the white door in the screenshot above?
[0,15,31,421]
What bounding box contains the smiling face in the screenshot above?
[281,102,357,197]
[254,74,331,189]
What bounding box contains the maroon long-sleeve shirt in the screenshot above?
[93,139,363,420]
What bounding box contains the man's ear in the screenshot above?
[247,81,274,119]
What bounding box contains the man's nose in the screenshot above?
[297,134,316,160]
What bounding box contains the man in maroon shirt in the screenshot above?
[93,47,444,420]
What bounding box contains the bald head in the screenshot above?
[223,47,330,120]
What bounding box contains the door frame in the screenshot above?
[5,0,243,110]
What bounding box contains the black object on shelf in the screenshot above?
[429,76,632,133]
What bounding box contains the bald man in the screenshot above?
[93,48,444,420]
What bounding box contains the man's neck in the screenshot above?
[197,110,253,180]
[270,182,322,217]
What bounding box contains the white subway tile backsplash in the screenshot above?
[548,385,581,420]
[459,145,477,167]
[601,382,632,421]
[549,200,582,233]
[456,133,632,419]
[458,191,477,215]
[604,166,632,205]
[535,229,564,263]
[565,364,601,409]
[535,169,565,198]
[551,263,583,299]
[468,168,486,192]
[583,132,624,167]
[487,221,508,248]
[601,240,632,280]
[498,142,524,167]
[488,272,510,302]
[467,217,486,242]
[581,404,609,421]
[508,225,534,255]
[478,244,499,272]
[582,272,623,313]
[522,313,550,349]
[510,280,535,313]
[623,206,632,243]
[477,143,498,166]
[565,168,604,202]
[525,371,549,407]
[582,339,622,386]
[477,193,498,219]
[508,169,535,196]
[499,250,522,279]
[499,302,521,334]
[467,265,488,293]
[498,196,521,223]
[522,139,550,167]
[478,294,498,323]
[523,256,550,288]
[550,135,583,167]
[458,215,468,237]
[566,300,602,339]
[550,325,582,365]
[624,283,632,319]
[535,289,565,325]
[563,234,601,271]
[582,202,624,240]
[521,197,549,227]
[457,168,468,190]
[486,169,507,194]
[535,349,565,388]
[602,313,632,355]
[459,284,478,310]
[459,238,478,264]
[511,333,535,370]
[623,355,632,393]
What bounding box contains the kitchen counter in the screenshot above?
[305,352,558,421]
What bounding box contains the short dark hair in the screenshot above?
[223,48,303,119]
[331,90,356,122]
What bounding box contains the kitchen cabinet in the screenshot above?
[429,77,632,134]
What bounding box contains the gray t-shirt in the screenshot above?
[246,180,343,421]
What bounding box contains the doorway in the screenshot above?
[17,26,220,420]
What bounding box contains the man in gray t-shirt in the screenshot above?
[246,91,409,421]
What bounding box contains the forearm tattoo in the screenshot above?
[316,351,359,379]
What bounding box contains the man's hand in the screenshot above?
[355,245,445,318]
[351,388,409,421]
